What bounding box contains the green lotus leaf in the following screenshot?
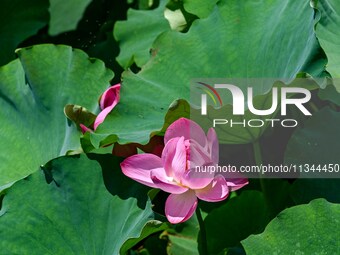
[242,199,340,254]
[0,154,155,254]
[0,44,113,187]
[95,0,325,145]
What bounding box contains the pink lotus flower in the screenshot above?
[80,84,120,133]
[121,118,248,224]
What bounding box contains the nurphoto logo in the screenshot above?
[194,80,312,128]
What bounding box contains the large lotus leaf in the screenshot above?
[0,154,155,254]
[114,0,170,68]
[96,0,325,145]
[285,107,340,178]
[204,191,269,254]
[0,44,113,187]
[314,0,340,90]
[48,0,92,36]
[242,199,340,254]
[0,0,49,66]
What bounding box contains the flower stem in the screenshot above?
[196,205,208,255]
